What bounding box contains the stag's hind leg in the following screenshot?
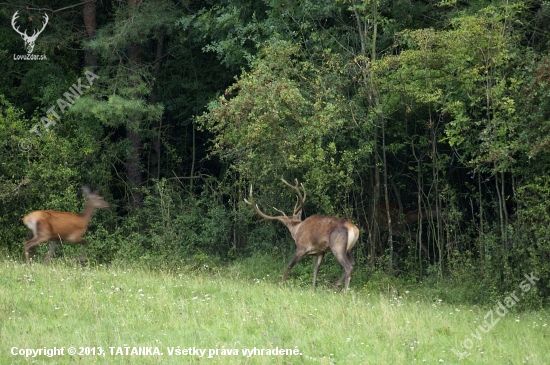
[333,253,353,290]
[312,254,324,290]
[23,219,49,263]
[23,236,45,263]
[335,251,354,289]
[336,224,358,290]
[331,229,354,290]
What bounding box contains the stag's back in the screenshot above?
[293,215,358,253]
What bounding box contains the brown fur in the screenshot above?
[245,179,359,290]
[22,187,109,263]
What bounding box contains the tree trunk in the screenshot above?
[82,0,97,68]
[149,35,164,180]
[127,0,143,209]
[382,119,393,273]
[352,0,381,267]
[431,118,443,277]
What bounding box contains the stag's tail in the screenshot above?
[23,213,39,238]
[344,222,359,252]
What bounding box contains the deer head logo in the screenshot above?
[11,11,49,54]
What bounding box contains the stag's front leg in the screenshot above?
[282,249,306,283]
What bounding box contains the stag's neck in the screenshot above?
[285,221,302,240]
[78,201,96,223]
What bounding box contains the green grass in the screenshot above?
[0,257,549,364]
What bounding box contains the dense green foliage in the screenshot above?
[1,0,549,308]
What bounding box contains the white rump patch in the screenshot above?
[25,219,37,237]
[347,228,358,251]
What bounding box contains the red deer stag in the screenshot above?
[245,178,359,290]
[22,187,109,263]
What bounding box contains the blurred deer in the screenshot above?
[22,187,109,263]
[377,202,440,256]
[245,178,359,290]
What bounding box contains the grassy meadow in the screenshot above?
[0,256,548,365]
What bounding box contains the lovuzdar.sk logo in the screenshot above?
[12,10,49,61]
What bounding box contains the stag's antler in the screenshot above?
[244,184,284,220]
[244,178,307,222]
[280,178,306,216]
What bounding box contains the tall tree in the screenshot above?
[82,0,98,68]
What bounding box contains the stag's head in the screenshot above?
[11,11,49,54]
[244,178,306,228]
